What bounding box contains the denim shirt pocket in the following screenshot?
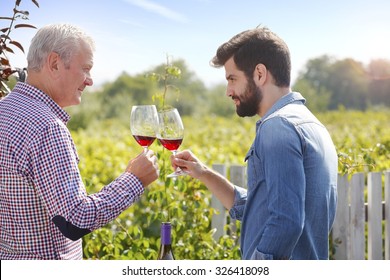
[245,145,258,191]
[244,146,253,162]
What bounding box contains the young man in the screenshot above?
[0,23,159,259]
[171,27,338,260]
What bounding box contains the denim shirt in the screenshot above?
[229,92,338,260]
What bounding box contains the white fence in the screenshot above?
[211,164,390,260]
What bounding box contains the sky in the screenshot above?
[2,0,390,90]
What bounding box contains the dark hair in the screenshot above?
[210,27,291,87]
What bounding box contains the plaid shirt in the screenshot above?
[0,82,144,259]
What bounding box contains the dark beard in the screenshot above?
[236,78,262,117]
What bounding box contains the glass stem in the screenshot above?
[172,150,180,172]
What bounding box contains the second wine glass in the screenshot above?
[130,105,158,152]
[157,107,186,178]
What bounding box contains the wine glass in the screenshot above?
[157,107,186,178]
[130,105,158,152]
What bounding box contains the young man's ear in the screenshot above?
[254,63,267,86]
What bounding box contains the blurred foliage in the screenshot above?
[293,55,390,111]
[317,110,390,175]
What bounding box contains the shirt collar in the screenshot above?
[12,82,71,124]
[256,92,306,127]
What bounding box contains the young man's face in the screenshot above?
[224,57,262,117]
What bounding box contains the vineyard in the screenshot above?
[73,110,390,259]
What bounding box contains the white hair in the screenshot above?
[27,23,95,71]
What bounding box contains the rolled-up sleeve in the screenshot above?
[228,185,247,220]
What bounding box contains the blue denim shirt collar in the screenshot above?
[256,92,306,130]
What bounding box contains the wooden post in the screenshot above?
[367,172,383,259]
[211,164,227,241]
[385,171,390,260]
[332,174,349,259]
[349,173,365,259]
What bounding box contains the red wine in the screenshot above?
[158,138,183,151]
[157,222,175,260]
[133,135,156,147]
